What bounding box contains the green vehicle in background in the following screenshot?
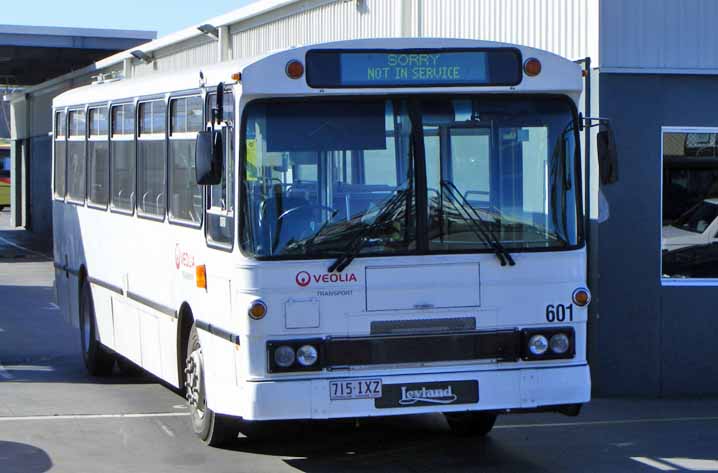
[0,140,10,211]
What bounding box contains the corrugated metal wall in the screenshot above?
[133,37,217,77]
[601,0,718,72]
[230,0,401,59]
[420,0,599,62]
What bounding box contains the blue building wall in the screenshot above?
[595,73,718,396]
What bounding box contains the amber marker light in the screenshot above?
[231,72,242,82]
[286,60,304,79]
[196,265,207,289]
[572,287,591,307]
[248,300,268,320]
[524,57,542,77]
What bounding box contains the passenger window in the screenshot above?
[206,90,235,247]
[110,104,136,212]
[169,96,203,225]
[137,100,166,218]
[54,111,67,199]
[88,107,109,207]
[66,109,86,203]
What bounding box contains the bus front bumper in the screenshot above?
[232,364,590,421]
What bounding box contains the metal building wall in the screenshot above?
[230,0,401,59]
[419,0,599,62]
[133,37,217,77]
[600,0,718,72]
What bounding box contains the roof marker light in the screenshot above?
[524,57,542,77]
[286,60,304,80]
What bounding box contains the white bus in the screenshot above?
[52,38,612,446]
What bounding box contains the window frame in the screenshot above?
[660,125,718,286]
[167,92,204,229]
[205,87,236,252]
[109,101,138,216]
[237,93,585,261]
[136,97,168,222]
[53,109,67,201]
[86,104,110,210]
[66,107,88,206]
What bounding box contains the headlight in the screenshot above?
[273,345,295,368]
[296,345,318,366]
[528,334,549,356]
[549,333,570,354]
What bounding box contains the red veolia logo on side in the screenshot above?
[295,271,311,287]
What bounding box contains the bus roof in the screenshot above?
[53,38,582,109]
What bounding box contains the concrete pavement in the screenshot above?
[1,207,718,473]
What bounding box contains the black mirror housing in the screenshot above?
[597,124,618,185]
[196,130,223,185]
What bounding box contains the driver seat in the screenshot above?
[259,185,311,255]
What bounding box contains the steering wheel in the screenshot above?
[273,205,338,252]
[277,204,337,223]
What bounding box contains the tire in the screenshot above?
[445,412,498,437]
[79,278,115,376]
[185,324,237,447]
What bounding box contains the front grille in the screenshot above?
[323,330,520,367]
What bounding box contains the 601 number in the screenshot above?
[545,304,574,322]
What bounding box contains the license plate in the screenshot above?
[375,380,478,409]
[330,379,382,400]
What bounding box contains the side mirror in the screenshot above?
[597,123,618,185]
[196,130,223,185]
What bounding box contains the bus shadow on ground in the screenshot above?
[0,441,53,473]
[226,415,541,473]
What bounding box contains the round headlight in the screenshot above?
[550,333,570,354]
[528,334,549,356]
[273,345,295,368]
[296,345,318,367]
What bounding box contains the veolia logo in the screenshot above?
[174,244,182,270]
[295,271,358,287]
[295,271,311,287]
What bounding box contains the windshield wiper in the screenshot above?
[328,188,410,273]
[440,180,515,267]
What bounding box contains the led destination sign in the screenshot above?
[306,48,522,88]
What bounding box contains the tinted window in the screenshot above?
[138,100,166,217]
[110,104,136,211]
[169,96,203,225]
[67,109,86,203]
[54,111,66,198]
[88,107,109,207]
[207,91,235,247]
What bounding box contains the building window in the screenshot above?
[137,100,166,218]
[168,96,203,225]
[88,107,109,207]
[66,109,86,203]
[110,104,136,212]
[662,127,718,280]
[54,111,66,198]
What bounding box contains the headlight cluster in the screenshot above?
[522,328,575,360]
[267,340,322,373]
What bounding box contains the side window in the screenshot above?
[206,91,235,247]
[110,104,136,212]
[66,109,86,203]
[54,111,67,199]
[137,100,166,218]
[169,96,203,225]
[87,107,109,207]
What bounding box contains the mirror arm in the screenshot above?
[580,113,612,130]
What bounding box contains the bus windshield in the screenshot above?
[241,96,580,258]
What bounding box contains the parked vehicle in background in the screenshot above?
[52,37,616,447]
[662,199,718,251]
[0,141,10,211]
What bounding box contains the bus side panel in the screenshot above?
[112,297,142,365]
[91,285,115,349]
[199,329,244,416]
[138,308,163,378]
[158,315,179,387]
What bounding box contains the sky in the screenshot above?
[1,0,258,36]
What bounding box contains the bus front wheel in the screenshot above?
[79,279,115,376]
[444,412,498,437]
[185,324,237,447]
